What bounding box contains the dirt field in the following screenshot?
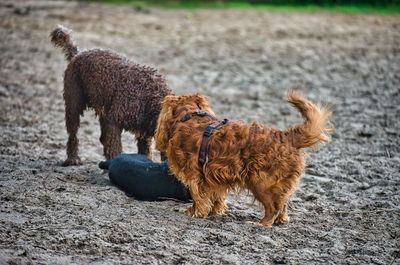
[1,1,399,264]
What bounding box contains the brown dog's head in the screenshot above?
[155,94,214,153]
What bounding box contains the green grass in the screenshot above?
[90,0,400,15]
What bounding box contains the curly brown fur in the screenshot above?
[50,25,171,166]
[155,91,332,227]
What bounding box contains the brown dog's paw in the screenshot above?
[62,157,82,167]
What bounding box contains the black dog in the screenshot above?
[99,154,191,202]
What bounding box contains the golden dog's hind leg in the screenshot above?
[185,180,212,218]
[259,193,281,227]
[250,184,283,227]
[273,175,299,225]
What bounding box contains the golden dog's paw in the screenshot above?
[185,206,195,217]
[245,220,273,228]
[274,215,290,225]
[209,210,227,216]
[185,207,209,218]
[209,205,227,216]
[62,157,82,167]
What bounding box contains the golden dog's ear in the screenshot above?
[194,94,209,109]
[163,95,179,105]
[155,101,175,153]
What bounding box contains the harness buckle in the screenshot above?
[180,114,192,122]
[203,125,214,137]
[194,111,208,117]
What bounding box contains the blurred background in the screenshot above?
[92,0,400,14]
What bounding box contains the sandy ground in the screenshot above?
[0,1,399,264]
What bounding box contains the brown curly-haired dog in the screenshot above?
[155,91,332,227]
[50,25,171,166]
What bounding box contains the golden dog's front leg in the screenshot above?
[185,181,212,218]
[274,203,290,225]
[209,191,228,216]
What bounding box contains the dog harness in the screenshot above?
[180,111,229,168]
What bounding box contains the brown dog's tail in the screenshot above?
[286,90,333,149]
[50,25,78,62]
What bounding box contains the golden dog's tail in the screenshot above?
[286,90,333,149]
[50,25,78,62]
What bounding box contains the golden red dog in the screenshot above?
[155,91,332,227]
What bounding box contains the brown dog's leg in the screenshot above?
[185,180,212,218]
[63,127,81,166]
[62,71,85,166]
[102,121,123,160]
[137,136,152,160]
[99,116,108,147]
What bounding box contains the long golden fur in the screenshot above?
[155,91,332,227]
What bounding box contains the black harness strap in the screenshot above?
[198,119,229,168]
[180,111,216,122]
[180,111,228,168]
